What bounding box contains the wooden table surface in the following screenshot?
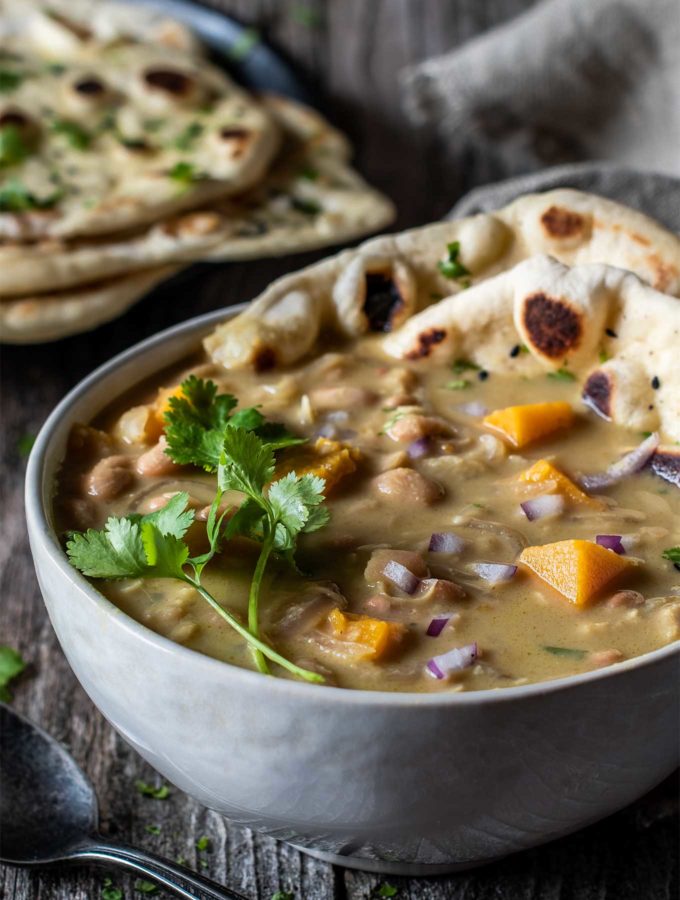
[1,1,678,898]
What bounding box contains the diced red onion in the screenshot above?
[426,615,451,637]
[579,433,660,491]
[382,560,420,595]
[426,642,478,679]
[457,401,488,417]
[470,562,518,583]
[428,531,466,553]
[520,494,565,521]
[596,534,625,555]
[407,437,430,459]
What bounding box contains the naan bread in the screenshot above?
[0,266,178,343]
[204,198,680,441]
[0,1,280,239]
[0,96,395,296]
[204,188,680,370]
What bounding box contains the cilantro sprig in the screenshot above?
[66,380,328,683]
[662,547,680,567]
[0,645,26,701]
[437,241,470,281]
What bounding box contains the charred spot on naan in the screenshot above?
[649,448,680,488]
[582,370,612,420]
[253,345,278,372]
[521,292,582,359]
[363,272,404,332]
[218,127,252,160]
[540,206,588,240]
[405,328,447,360]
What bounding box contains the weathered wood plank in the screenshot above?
[1,1,677,899]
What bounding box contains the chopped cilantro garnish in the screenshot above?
[0,69,22,92]
[227,28,260,62]
[291,196,322,215]
[52,119,91,150]
[298,165,319,181]
[547,368,576,382]
[451,358,480,375]
[272,892,295,900]
[66,382,328,683]
[0,125,31,167]
[543,645,586,659]
[662,547,680,564]
[145,824,161,835]
[598,347,610,363]
[437,241,470,280]
[378,408,412,435]
[135,780,170,800]
[169,161,198,184]
[134,879,158,894]
[174,121,204,150]
[0,646,26,701]
[17,433,35,458]
[376,885,399,898]
[446,379,470,390]
[196,835,211,852]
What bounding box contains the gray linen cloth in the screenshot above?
[401,0,680,177]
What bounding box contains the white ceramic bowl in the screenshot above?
[26,307,680,875]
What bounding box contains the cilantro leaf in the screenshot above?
[219,428,275,496]
[174,121,204,150]
[67,518,147,578]
[52,119,91,150]
[547,368,576,382]
[134,491,194,539]
[140,523,190,580]
[0,69,22,93]
[269,472,328,552]
[0,645,26,702]
[135,780,170,800]
[376,885,398,899]
[451,358,479,374]
[134,879,158,894]
[543,645,586,659]
[662,547,680,564]
[437,241,470,280]
[196,835,211,852]
[0,178,61,212]
[169,161,199,183]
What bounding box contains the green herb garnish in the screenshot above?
[291,5,322,27]
[272,892,294,900]
[376,885,398,898]
[0,125,31,167]
[174,121,204,150]
[0,646,26,701]
[102,878,123,900]
[446,379,470,390]
[598,347,610,363]
[145,824,161,835]
[134,880,158,894]
[66,381,327,682]
[196,835,211,852]
[17,433,35,458]
[547,368,576,382]
[298,165,319,181]
[52,119,91,150]
[662,547,680,564]
[542,645,586,659]
[227,28,260,62]
[135,780,170,800]
[0,69,22,92]
[168,161,199,184]
[451,358,479,375]
[0,178,60,212]
[437,241,470,281]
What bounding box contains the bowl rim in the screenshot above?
[25,304,680,709]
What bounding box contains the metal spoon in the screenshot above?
[0,703,248,900]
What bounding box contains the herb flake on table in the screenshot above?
[196,835,211,852]
[376,884,399,898]
[145,824,161,835]
[0,645,26,701]
[437,241,470,281]
[134,879,158,894]
[135,780,170,800]
[17,433,35,457]
[102,878,124,900]
[271,892,295,900]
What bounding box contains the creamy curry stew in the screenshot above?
[56,338,680,692]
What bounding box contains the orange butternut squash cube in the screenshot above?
[519,540,635,606]
[519,459,600,507]
[276,438,360,496]
[483,402,574,448]
[328,608,405,660]
[142,385,186,443]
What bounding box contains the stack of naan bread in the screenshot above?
[0,0,395,342]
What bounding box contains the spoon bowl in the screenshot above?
[0,703,246,899]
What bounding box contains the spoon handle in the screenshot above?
[71,839,249,900]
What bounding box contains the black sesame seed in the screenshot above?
[478,370,489,381]
[651,375,660,390]
[605,328,617,338]
[509,344,520,358]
